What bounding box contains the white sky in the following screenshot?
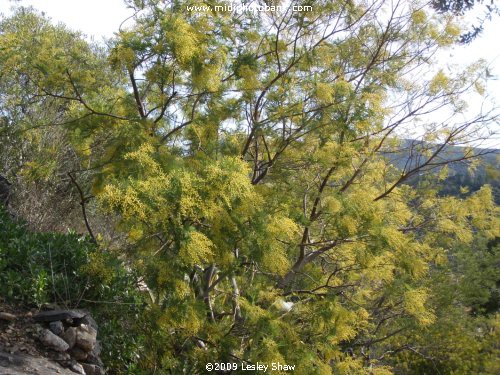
[0,0,498,147]
[0,0,135,42]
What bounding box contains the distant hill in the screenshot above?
[383,140,499,203]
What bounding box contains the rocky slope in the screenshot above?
[0,304,104,375]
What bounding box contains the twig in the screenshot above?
[68,172,97,244]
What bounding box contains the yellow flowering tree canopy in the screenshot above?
[1,1,498,373]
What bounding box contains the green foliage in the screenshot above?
[0,206,147,374]
[391,234,500,374]
[454,236,500,315]
[0,206,93,306]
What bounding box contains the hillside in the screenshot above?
[384,140,499,202]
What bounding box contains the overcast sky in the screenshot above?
[0,0,134,41]
[1,0,498,147]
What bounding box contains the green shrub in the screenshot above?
[0,206,147,374]
[0,207,93,305]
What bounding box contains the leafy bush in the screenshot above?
[0,207,93,305]
[0,206,147,374]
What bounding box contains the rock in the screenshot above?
[76,315,98,331]
[61,327,77,349]
[50,352,71,361]
[82,363,105,375]
[75,324,97,352]
[33,324,44,335]
[33,310,87,323]
[0,312,16,321]
[50,321,65,336]
[90,340,101,358]
[69,362,86,374]
[91,340,101,357]
[41,302,61,310]
[0,350,77,375]
[39,329,70,352]
[70,346,88,361]
[86,341,103,367]
[1,307,104,374]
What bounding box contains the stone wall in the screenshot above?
[1,306,104,375]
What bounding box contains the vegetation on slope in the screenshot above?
[0,207,147,373]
